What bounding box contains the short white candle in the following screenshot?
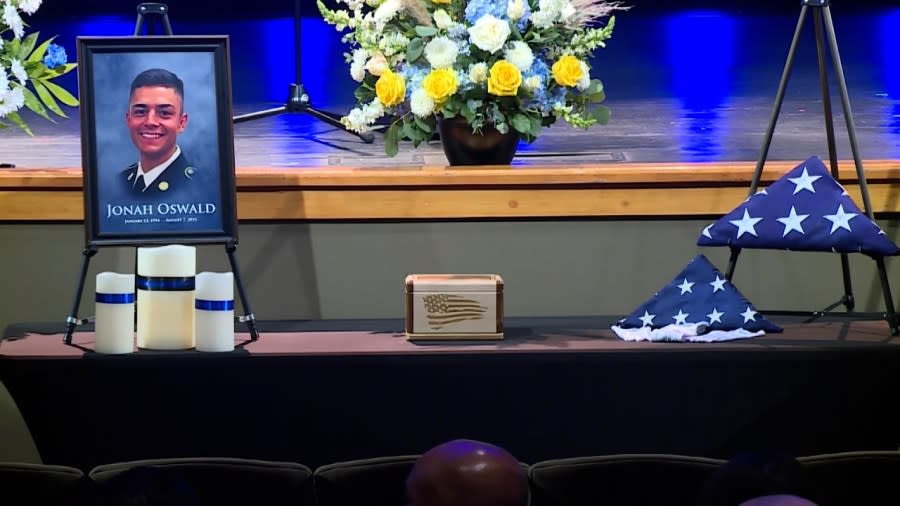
[194,271,235,352]
[136,245,196,350]
[94,272,135,354]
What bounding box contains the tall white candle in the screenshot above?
[136,245,196,350]
[194,272,235,352]
[94,272,135,354]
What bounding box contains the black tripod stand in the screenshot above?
[724,0,898,334]
[231,0,374,143]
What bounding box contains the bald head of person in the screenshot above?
[739,495,818,506]
[406,439,528,506]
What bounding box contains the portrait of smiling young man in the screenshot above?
[122,68,200,198]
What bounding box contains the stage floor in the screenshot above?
[2,9,899,170]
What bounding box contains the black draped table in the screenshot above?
[2,317,899,471]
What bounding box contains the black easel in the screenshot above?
[64,4,261,344]
[723,0,898,335]
[231,0,374,143]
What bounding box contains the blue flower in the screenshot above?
[465,0,507,24]
[42,43,68,68]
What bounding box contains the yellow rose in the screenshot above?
[551,55,583,87]
[487,60,521,97]
[375,69,406,107]
[422,68,458,105]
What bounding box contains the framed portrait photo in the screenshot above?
[77,35,237,247]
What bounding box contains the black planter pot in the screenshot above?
[437,116,519,166]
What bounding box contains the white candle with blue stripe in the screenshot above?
[94,272,135,354]
[136,245,196,350]
[194,272,235,352]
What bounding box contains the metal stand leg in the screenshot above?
[64,247,98,344]
[225,241,260,341]
[727,1,897,332]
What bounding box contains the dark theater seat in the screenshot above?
[88,457,313,506]
[528,454,726,506]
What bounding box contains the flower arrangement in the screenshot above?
[1,0,78,135]
[317,0,627,156]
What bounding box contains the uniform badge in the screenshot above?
[185,167,195,179]
[158,181,169,191]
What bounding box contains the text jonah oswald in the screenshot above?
[107,202,217,222]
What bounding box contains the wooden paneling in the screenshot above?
[2,160,899,220]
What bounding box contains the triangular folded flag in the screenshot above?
[697,156,900,257]
[612,254,781,342]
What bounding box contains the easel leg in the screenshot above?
[64,247,98,344]
[748,5,809,195]
[225,242,260,341]
[812,7,855,312]
[873,257,900,335]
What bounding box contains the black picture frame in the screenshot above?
[77,35,237,247]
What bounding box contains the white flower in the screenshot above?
[507,0,525,21]
[10,59,27,84]
[342,107,369,133]
[350,49,367,82]
[468,63,488,84]
[433,9,453,30]
[2,2,25,39]
[576,61,591,90]
[0,86,25,118]
[0,67,9,94]
[362,100,385,125]
[468,15,510,54]
[378,32,410,57]
[504,41,534,72]
[424,36,458,69]
[365,52,388,76]
[410,88,435,118]
[17,0,42,15]
[373,0,401,29]
[523,75,542,92]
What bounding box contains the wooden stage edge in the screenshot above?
[2,159,900,221]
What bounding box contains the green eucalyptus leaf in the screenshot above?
[510,113,531,136]
[384,122,401,157]
[413,115,432,134]
[31,80,66,117]
[17,32,39,61]
[6,111,33,136]
[406,38,425,64]
[590,105,611,124]
[415,26,438,38]
[41,79,79,107]
[354,85,375,103]
[26,36,57,64]
[21,86,53,121]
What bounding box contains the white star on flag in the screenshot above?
[707,307,724,324]
[788,166,822,195]
[741,306,757,322]
[677,278,694,294]
[710,275,727,292]
[824,204,857,234]
[730,208,763,238]
[639,310,655,327]
[672,309,689,325]
[702,224,713,239]
[776,206,809,237]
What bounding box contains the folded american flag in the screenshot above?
[697,156,899,257]
[612,254,781,342]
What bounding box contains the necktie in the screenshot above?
[135,173,146,191]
